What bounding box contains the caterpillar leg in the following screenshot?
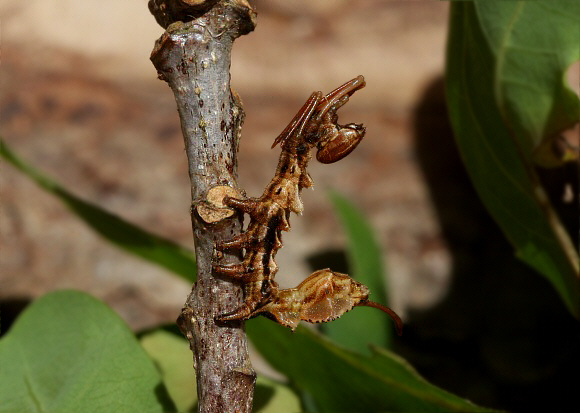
[323,75,366,104]
[222,196,259,215]
[215,301,256,323]
[315,76,366,121]
[216,230,256,250]
[213,262,249,278]
[215,280,279,323]
[272,91,322,149]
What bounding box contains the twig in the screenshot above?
[149,1,257,411]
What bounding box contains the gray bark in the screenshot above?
[149,1,257,412]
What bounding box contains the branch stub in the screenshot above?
[197,185,243,223]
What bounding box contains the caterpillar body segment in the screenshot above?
[254,269,402,335]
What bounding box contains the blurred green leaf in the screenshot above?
[140,329,301,413]
[141,330,197,412]
[247,317,497,413]
[0,290,175,413]
[0,139,197,282]
[445,1,579,317]
[323,191,394,354]
[254,376,302,413]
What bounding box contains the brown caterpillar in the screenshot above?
[214,76,402,335]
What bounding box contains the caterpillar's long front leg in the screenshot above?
[271,91,322,150]
[254,269,403,334]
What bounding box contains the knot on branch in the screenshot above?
[149,0,219,28]
[149,0,257,34]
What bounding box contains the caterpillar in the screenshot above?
[214,76,402,335]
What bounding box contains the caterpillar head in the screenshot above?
[316,122,366,164]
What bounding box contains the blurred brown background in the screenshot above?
[1,1,578,412]
[0,0,450,325]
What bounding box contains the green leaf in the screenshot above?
[445,2,579,317]
[0,290,175,413]
[254,376,302,413]
[476,1,579,155]
[324,191,394,354]
[247,317,497,413]
[0,139,197,282]
[140,330,197,412]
